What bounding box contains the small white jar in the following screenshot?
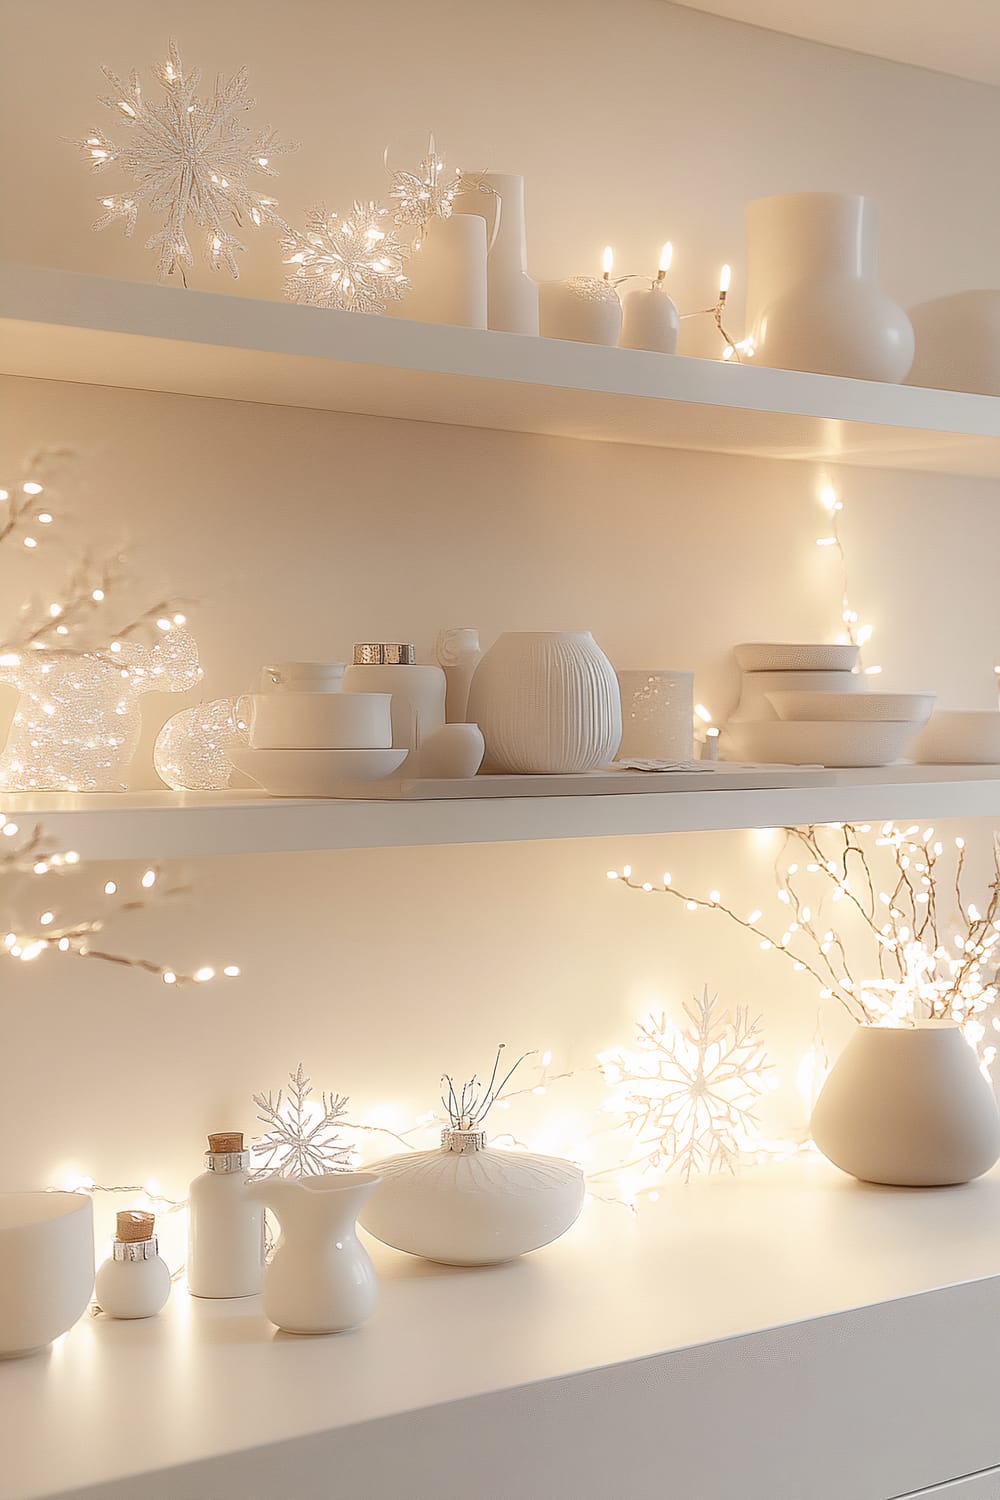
[95,1211,171,1320]
[343,643,446,774]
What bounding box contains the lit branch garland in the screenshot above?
[75,39,292,282]
[609,823,1000,1068]
[599,988,773,1183]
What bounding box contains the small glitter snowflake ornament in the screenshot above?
[251,1064,355,1178]
[601,988,773,1183]
[388,136,464,241]
[76,39,291,282]
[282,201,410,313]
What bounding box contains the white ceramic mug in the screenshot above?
[249,691,392,750]
[0,1192,95,1357]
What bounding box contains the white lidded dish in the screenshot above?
[766,690,936,724]
[734,642,860,672]
[724,719,922,768]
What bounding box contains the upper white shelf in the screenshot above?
[5,1158,1000,1500]
[3,263,1000,475]
[4,765,1000,860]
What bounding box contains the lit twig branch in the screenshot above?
[815,481,880,675]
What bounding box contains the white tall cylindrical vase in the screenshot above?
[390,215,488,329]
[810,1022,1000,1186]
[467,631,622,774]
[454,172,539,335]
[745,192,914,382]
[0,1192,95,1358]
[617,670,694,760]
[539,279,623,346]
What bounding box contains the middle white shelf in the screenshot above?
[3,765,999,860]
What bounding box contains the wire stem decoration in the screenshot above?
[441,1045,533,1131]
[610,824,1000,1067]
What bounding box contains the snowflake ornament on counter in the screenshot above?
[282,201,410,313]
[251,1064,355,1177]
[601,988,773,1183]
[76,39,291,282]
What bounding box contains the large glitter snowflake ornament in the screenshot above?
[600,989,773,1183]
[251,1064,355,1178]
[282,201,410,313]
[77,40,291,282]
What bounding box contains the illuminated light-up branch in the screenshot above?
[609,824,1000,1069]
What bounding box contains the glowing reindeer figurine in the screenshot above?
[0,627,203,790]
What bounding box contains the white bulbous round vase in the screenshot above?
[359,1130,585,1266]
[810,1022,1000,1187]
[745,193,914,383]
[467,631,622,774]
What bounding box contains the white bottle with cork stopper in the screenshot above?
[95,1210,171,1319]
[187,1132,264,1299]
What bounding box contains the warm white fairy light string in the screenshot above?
[815,480,881,675]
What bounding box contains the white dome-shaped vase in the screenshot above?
[810,1022,1000,1187]
[746,193,914,383]
[467,631,622,774]
[359,1129,585,1266]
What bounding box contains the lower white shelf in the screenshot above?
[3,765,1000,859]
[5,1157,1000,1500]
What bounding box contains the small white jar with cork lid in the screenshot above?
[343,644,446,774]
[187,1132,264,1299]
[95,1210,171,1320]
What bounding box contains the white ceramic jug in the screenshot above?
[454,172,539,335]
[246,1173,381,1334]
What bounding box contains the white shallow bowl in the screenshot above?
[731,669,863,723]
[724,719,922,768]
[230,747,408,796]
[734,642,860,672]
[910,711,1000,765]
[249,690,392,750]
[766,690,937,724]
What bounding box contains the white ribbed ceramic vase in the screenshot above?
[358,1130,585,1265]
[467,631,622,774]
[746,193,914,382]
[810,1022,1000,1187]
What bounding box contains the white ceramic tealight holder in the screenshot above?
[539,278,623,346]
[616,669,694,760]
[95,1210,171,1320]
[0,1191,95,1358]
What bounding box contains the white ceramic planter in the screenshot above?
[745,193,914,382]
[467,631,622,774]
[359,1130,585,1266]
[810,1022,1000,1186]
[249,691,392,750]
[0,1192,95,1357]
[454,172,539,335]
[539,278,623,346]
[246,1173,381,1335]
[616,669,694,760]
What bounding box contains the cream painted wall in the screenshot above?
[2,0,1000,1217]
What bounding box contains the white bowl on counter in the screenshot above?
[766,690,936,724]
[230,747,408,796]
[910,711,1000,765]
[731,669,864,722]
[724,719,922,768]
[734,642,860,672]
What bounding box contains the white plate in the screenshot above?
[766,690,936,724]
[230,747,408,796]
[723,719,923,768]
[734,642,860,672]
[910,711,1000,765]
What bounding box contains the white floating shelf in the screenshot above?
[3,264,1000,474]
[5,1158,1000,1500]
[3,765,1000,860]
